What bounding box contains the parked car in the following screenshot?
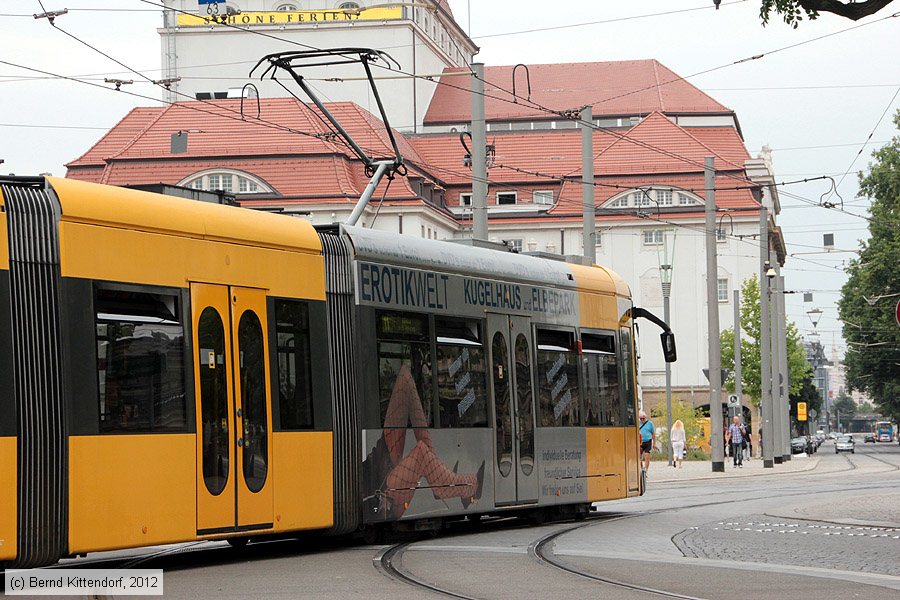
[791,436,813,454]
[835,435,855,454]
[864,434,876,443]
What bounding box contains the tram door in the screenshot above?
[487,314,539,506]
[192,283,274,534]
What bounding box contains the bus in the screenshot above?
[876,421,894,443]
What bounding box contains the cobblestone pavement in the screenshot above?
[674,513,900,576]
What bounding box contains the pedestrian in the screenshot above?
[670,419,686,468]
[725,416,745,468]
[638,410,656,473]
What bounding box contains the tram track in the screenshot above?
[373,460,900,600]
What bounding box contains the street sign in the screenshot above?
[702,368,732,384]
[727,395,740,408]
[798,402,807,421]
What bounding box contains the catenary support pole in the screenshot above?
[705,157,725,472]
[581,106,596,264]
[760,208,775,468]
[471,63,488,241]
[734,288,742,419]
[664,289,673,467]
[775,274,791,461]
[770,250,783,465]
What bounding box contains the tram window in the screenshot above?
[582,333,619,427]
[435,318,488,428]
[274,300,314,430]
[95,288,186,433]
[376,311,434,428]
[619,327,637,426]
[535,329,581,427]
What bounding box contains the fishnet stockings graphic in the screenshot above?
[383,366,477,518]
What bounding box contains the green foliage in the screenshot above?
[858,401,876,414]
[833,394,858,429]
[791,373,822,417]
[761,0,818,28]
[838,111,900,423]
[720,275,812,407]
[759,1,896,28]
[649,399,706,450]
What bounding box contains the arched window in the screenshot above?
[275,3,298,11]
[179,170,272,195]
[338,2,361,9]
[603,188,703,209]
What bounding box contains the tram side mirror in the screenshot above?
[661,331,677,363]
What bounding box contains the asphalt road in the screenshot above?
[25,440,900,599]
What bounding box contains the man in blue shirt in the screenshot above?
[638,410,656,472]
[726,416,746,468]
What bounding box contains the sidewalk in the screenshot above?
[647,453,820,483]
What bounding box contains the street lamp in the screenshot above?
[657,229,676,467]
[807,307,823,333]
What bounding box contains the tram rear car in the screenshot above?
[0,177,646,568]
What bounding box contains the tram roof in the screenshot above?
[343,225,625,297]
[46,177,322,255]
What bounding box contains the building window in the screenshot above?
[507,239,523,252]
[533,190,554,205]
[460,193,472,207]
[718,278,729,302]
[643,230,664,246]
[180,170,270,195]
[276,3,298,11]
[678,193,701,206]
[716,228,728,242]
[497,191,517,205]
[657,189,673,206]
[338,2,360,9]
[609,195,630,208]
[96,287,186,433]
[633,191,653,207]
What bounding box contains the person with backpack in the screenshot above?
[639,410,656,473]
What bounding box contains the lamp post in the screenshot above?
[658,229,676,466]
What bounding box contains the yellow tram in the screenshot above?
[0,176,671,568]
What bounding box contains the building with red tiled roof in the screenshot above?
[66,54,786,415]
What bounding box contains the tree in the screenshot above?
[833,394,857,430]
[838,111,900,424]
[760,1,896,27]
[858,401,876,414]
[790,373,822,435]
[720,275,812,407]
[649,399,706,451]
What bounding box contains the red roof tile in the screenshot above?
[424,60,731,124]
[409,113,749,184]
[68,108,162,167]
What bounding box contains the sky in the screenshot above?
[2,0,899,360]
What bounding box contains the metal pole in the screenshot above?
[345,161,391,226]
[777,272,791,461]
[770,250,783,465]
[664,291,673,467]
[471,63,488,240]
[734,288,742,412]
[705,157,724,472]
[581,106,596,264]
[760,208,774,468]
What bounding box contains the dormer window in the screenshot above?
[179,170,272,195]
